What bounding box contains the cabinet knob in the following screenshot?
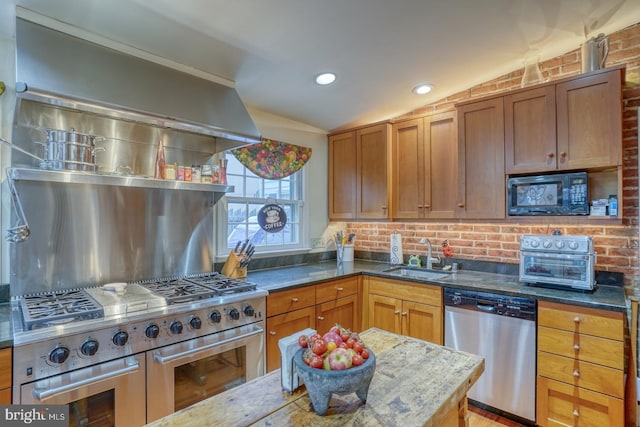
[417,205,424,209]
[572,409,579,417]
[336,287,344,292]
[317,316,325,321]
[547,152,555,158]
[560,151,567,158]
[291,297,299,303]
[457,203,465,208]
[573,316,581,323]
[401,312,408,316]
[382,206,388,211]
[424,204,430,209]
[269,331,276,336]
[394,310,401,315]
[573,370,580,378]
[573,344,580,351]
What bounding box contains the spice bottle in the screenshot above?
[164,163,177,180]
[184,166,192,182]
[191,165,201,183]
[201,164,213,183]
[177,165,185,181]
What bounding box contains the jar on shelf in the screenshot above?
[201,164,213,183]
[191,165,201,183]
[164,164,177,180]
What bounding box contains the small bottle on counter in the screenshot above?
[177,164,185,181]
[164,163,177,180]
[191,165,201,183]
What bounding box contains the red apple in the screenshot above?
[322,331,344,346]
[324,348,353,370]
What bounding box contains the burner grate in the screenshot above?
[20,289,104,330]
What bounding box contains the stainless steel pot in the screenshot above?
[35,128,105,171]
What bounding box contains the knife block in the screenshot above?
[221,251,247,279]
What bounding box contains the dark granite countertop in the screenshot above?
[249,260,627,312]
[0,303,12,348]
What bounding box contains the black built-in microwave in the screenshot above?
[507,172,589,216]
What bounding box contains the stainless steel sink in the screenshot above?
[382,267,452,281]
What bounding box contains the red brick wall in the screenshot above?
[337,23,640,292]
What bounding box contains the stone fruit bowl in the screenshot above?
[293,347,376,416]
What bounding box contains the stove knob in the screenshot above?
[189,316,202,330]
[244,305,255,317]
[80,339,99,356]
[555,240,565,249]
[229,308,240,321]
[530,240,540,248]
[170,321,183,334]
[542,240,553,249]
[209,311,222,323]
[49,346,70,364]
[568,241,578,250]
[112,331,129,347]
[145,324,160,339]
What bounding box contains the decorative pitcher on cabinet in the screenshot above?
[581,33,609,73]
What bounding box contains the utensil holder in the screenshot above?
[221,251,247,278]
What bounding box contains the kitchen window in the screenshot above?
[218,152,304,255]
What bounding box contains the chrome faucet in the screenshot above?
[425,239,440,269]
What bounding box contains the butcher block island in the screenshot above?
[146,328,485,427]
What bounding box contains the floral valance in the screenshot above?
[231,138,312,179]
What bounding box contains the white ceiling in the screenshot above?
[9,0,640,132]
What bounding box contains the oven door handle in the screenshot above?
[32,359,141,401]
[153,324,263,364]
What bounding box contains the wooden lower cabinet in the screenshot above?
[265,277,361,372]
[0,347,11,404]
[536,301,625,427]
[364,277,442,345]
[537,377,624,427]
[266,306,315,372]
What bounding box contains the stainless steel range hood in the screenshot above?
[15,17,261,145]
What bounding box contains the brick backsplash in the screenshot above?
[334,22,640,293]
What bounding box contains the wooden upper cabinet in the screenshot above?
[556,69,623,169]
[392,118,424,219]
[456,97,505,219]
[329,123,390,220]
[504,85,557,173]
[391,112,457,219]
[357,123,390,219]
[328,131,357,219]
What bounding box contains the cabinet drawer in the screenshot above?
[368,278,441,306]
[537,376,624,427]
[0,388,10,404]
[537,351,624,398]
[538,301,623,341]
[0,348,11,389]
[316,277,358,303]
[267,286,315,317]
[538,326,623,369]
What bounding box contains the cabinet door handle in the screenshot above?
[336,287,344,292]
[269,331,276,336]
[560,151,567,158]
[317,316,325,321]
[291,297,299,302]
[424,204,430,209]
[573,316,581,323]
[394,310,401,315]
[573,344,580,351]
[457,203,465,208]
[572,409,579,417]
[547,152,555,158]
[417,204,424,209]
[401,312,408,316]
[573,370,580,378]
[382,206,388,211]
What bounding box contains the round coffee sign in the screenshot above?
[258,203,287,233]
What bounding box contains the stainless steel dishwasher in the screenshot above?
[444,288,536,423]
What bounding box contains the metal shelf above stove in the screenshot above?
[7,167,234,193]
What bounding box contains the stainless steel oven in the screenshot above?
[519,234,596,291]
[146,322,264,422]
[11,273,267,427]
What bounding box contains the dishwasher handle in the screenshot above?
[476,301,496,312]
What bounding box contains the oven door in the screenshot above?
[520,250,595,290]
[20,355,146,427]
[146,321,265,423]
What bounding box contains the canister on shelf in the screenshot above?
[212,165,220,183]
[184,166,192,182]
[201,164,213,183]
[177,165,185,181]
[191,165,201,183]
[164,163,177,180]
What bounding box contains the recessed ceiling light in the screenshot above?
[315,72,336,85]
[412,83,433,95]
